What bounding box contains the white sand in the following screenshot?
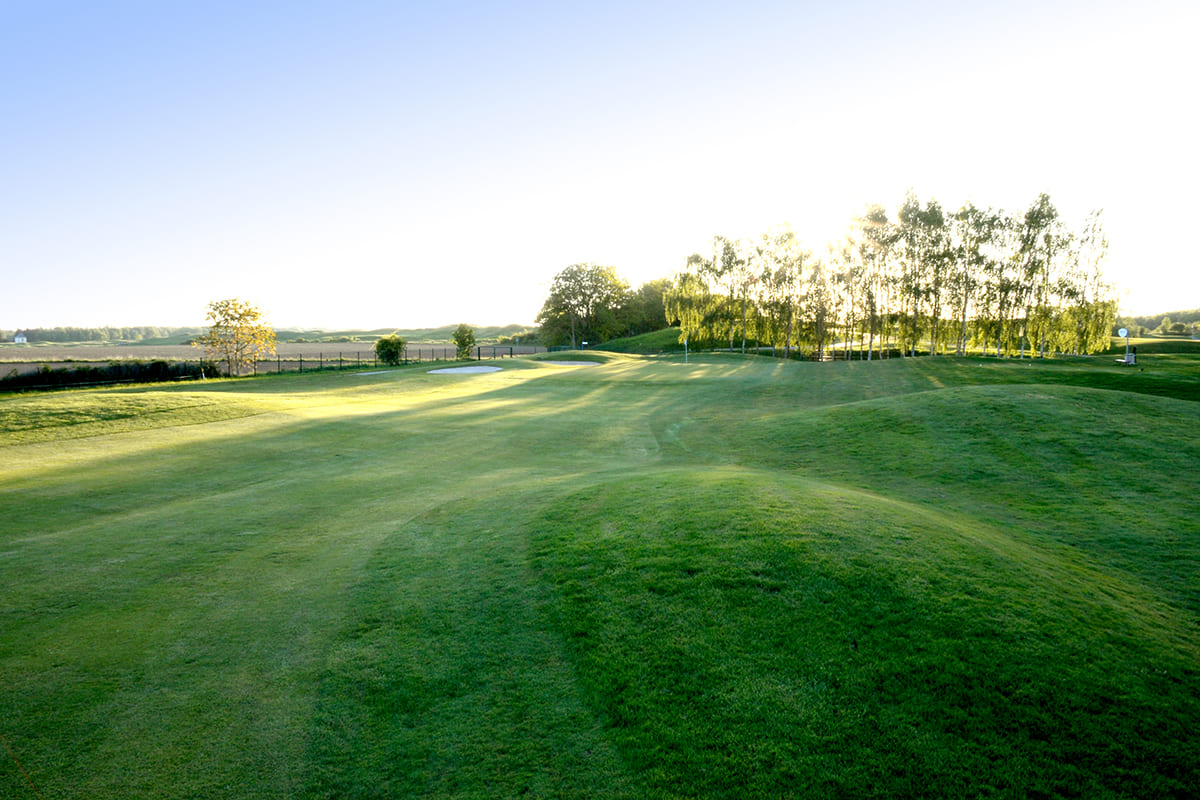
[427,365,503,374]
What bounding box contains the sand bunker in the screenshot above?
[428,365,503,374]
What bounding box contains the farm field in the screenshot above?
[0,342,544,362]
[1,353,1198,798]
[0,342,544,379]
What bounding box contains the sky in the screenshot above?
[3,0,1197,329]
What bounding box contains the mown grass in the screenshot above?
[1,352,1197,798]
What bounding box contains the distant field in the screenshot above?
[0,342,545,378]
[2,353,1197,798]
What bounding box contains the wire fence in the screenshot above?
[1,345,548,390]
[244,345,544,375]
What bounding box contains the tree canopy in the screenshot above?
[665,193,1117,359]
[536,263,631,348]
[192,298,276,376]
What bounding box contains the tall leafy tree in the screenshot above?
[193,298,276,376]
[664,269,712,351]
[753,227,807,359]
[694,236,746,351]
[619,278,673,337]
[1064,210,1116,354]
[1016,194,1072,357]
[537,263,630,348]
[857,205,897,359]
[949,204,1003,355]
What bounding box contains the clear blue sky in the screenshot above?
[3,0,1196,329]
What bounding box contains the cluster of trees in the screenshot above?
[1161,320,1199,337]
[536,264,670,348]
[4,326,192,343]
[1119,308,1199,337]
[666,193,1117,359]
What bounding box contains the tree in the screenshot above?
[374,333,406,366]
[617,278,673,337]
[664,269,712,351]
[856,204,897,360]
[452,324,476,359]
[1016,193,1071,357]
[536,263,630,348]
[949,203,1002,356]
[192,298,276,376]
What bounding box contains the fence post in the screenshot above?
[339,352,343,371]
[277,355,281,373]
[320,353,323,371]
[300,355,303,372]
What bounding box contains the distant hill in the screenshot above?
[277,324,534,343]
[2,324,535,346]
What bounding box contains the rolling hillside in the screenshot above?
[1,353,1197,798]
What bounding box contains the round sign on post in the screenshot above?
[1118,328,1129,338]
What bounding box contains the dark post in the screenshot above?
[300,355,303,372]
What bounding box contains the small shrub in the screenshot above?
[374,334,407,366]
[452,324,476,359]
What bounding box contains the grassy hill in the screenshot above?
[278,324,533,343]
[591,327,687,353]
[1,353,1197,798]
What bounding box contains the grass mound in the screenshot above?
[531,467,1198,798]
[592,327,686,353]
[715,384,1200,613]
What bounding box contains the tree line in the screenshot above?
[3,326,196,343]
[666,192,1116,359]
[1120,310,1200,338]
[536,264,670,348]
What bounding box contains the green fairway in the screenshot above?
[2,354,1198,798]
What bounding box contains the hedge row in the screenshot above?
[0,360,211,391]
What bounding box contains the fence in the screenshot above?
[1,344,548,387]
[245,345,544,375]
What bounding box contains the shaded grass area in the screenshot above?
[2,354,1198,798]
